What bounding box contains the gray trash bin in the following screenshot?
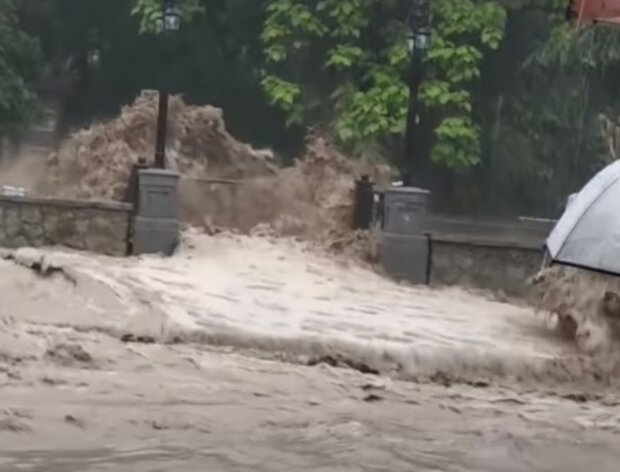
[379,187,430,285]
[137,169,180,219]
[133,216,179,256]
[131,168,181,256]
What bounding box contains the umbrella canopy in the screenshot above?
[547,160,620,275]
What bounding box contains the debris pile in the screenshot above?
[38,90,276,201]
[531,265,620,354]
[32,90,391,259]
[182,135,389,262]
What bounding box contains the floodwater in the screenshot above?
[4,441,620,472]
[2,343,620,472]
[1,231,619,471]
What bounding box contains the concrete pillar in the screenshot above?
[379,186,431,285]
[132,168,180,256]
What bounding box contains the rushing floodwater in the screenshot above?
[1,232,619,471]
[2,441,620,472]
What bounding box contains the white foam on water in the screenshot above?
[0,230,585,385]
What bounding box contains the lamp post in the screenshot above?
[402,0,432,187]
[154,0,181,169]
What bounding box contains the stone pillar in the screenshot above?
[132,168,180,256]
[379,186,431,285]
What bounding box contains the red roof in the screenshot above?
[569,0,620,25]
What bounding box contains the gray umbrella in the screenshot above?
[547,160,620,275]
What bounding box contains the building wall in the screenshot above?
[0,195,132,256]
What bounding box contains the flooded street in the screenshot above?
[1,0,616,467]
[2,343,620,472]
[2,345,620,472]
[6,444,620,472]
[1,232,619,471]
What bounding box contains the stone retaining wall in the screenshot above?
[0,195,132,256]
[429,236,545,298]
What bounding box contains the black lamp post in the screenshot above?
[402,0,432,186]
[154,0,181,169]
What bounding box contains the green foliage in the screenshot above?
[422,0,506,167]
[261,0,402,155]
[529,23,620,72]
[478,2,612,216]
[260,0,507,168]
[26,0,620,216]
[261,75,304,126]
[0,0,39,130]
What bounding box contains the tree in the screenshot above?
[61,0,620,216]
[18,0,300,154]
[130,0,509,168]
[479,8,620,216]
[0,0,40,131]
[260,0,507,169]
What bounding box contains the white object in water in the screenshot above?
[2,185,26,197]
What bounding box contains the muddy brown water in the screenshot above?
[3,433,620,471]
[2,234,620,471]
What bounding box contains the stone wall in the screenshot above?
[429,236,545,297]
[0,195,132,256]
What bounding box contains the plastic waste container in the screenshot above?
[379,187,430,284]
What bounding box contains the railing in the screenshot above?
[422,214,555,250]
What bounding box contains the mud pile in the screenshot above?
[33,91,390,259]
[183,136,389,261]
[37,90,276,201]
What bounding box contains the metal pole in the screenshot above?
[154,90,168,169]
[352,175,375,230]
[403,42,425,187]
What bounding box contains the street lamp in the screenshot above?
[403,0,432,187]
[154,0,181,169]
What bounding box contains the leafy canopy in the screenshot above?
[260,0,507,168]
[0,0,40,130]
